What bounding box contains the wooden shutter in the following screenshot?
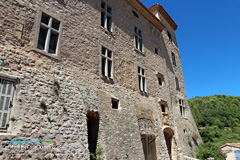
[141,134,157,160]
[148,134,157,160]
[0,78,14,129]
[141,134,148,160]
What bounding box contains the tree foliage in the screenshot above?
[189,95,240,159]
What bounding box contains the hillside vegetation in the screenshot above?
[189,95,240,159]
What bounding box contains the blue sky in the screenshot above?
[141,0,240,99]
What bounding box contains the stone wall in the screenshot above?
[0,0,201,159]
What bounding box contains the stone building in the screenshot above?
[0,0,201,159]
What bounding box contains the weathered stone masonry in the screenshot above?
[0,0,201,160]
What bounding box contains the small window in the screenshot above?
[154,48,158,55]
[112,98,119,109]
[171,52,176,66]
[175,77,180,90]
[138,67,146,92]
[167,31,172,42]
[102,47,113,78]
[132,11,139,18]
[101,0,112,32]
[160,101,168,114]
[0,78,15,130]
[37,11,61,55]
[179,99,185,117]
[157,73,164,86]
[135,27,143,52]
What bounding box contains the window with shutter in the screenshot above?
[0,78,14,129]
[141,134,157,160]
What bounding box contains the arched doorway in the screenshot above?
[163,127,174,160]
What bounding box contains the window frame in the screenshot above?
[179,99,186,118]
[111,98,119,110]
[171,52,176,66]
[175,77,180,91]
[160,100,168,115]
[101,46,113,78]
[135,26,143,52]
[33,9,63,60]
[138,67,146,92]
[156,73,164,87]
[101,0,112,32]
[0,74,18,132]
[167,31,172,42]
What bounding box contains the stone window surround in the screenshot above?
[179,99,186,118]
[159,100,168,115]
[171,52,176,66]
[138,66,147,92]
[156,72,164,87]
[32,8,63,60]
[175,76,180,91]
[111,97,119,110]
[101,0,112,32]
[153,43,160,55]
[0,73,19,133]
[134,26,144,53]
[101,46,113,79]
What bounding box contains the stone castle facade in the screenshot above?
[0,0,201,159]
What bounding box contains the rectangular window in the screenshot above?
[0,78,14,129]
[138,67,146,92]
[112,98,119,109]
[37,12,61,55]
[175,77,180,90]
[179,99,185,117]
[154,47,158,55]
[171,52,176,66]
[135,27,143,52]
[160,101,168,114]
[102,47,113,78]
[101,0,112,32]
[167,31,172,42]
[157,73,164,86]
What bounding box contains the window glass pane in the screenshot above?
[37,27,48,50]
[102,47,106,55]
[2,81,7,94]
[135,27,138,34]
[101,11,105,27]
[142,69,144,76]
[107,5,112,14]
[0,96,4,110]
[107,51,112,58]
[107,16,112,31]
[139,39,142,51]
[48,32,59,54]
[4,97,10,111]
[52,18,60,30]
[138,75,141,90]
[161,104,165,112]
[139,30,142,38]
[135,36,138,49]
[102,57,106,75]
[108,60,112,77]
[101,1,106,9]
[7,82,13,95]
[138,67,140,74]
[142,77,145,91]
[158,78,162,86]
[41,13,50,25]
[1,113,7,128]
[155,48,158,54]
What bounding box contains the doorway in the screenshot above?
[87,111,99,159]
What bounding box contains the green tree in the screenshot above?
[197,142,225,160]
